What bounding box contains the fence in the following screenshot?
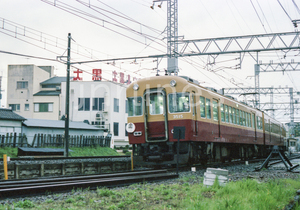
[0,133,111,148]
[0,133,28,147]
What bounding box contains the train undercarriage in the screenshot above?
[132,141,275,166]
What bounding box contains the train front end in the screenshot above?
[126,76,193,166]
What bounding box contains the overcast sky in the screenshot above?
[0,0,300,122]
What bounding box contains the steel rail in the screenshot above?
[0,170,178,199]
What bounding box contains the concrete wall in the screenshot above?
[7,65,52,118]
[33,95,61,120]
[0,120,22,135]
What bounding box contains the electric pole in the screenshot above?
[64,33,71,157]
[152,0,179,75]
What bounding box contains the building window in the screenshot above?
[9,104,20,111]
[78,98,90,111]
[41,84,57,88]
[92,98,104,111]
[17,81,28,89]
[114,98,119,112]
[25,104,29,111]
[114,122,119,136]
[34,103,53,112]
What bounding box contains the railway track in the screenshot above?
[0,169,178,199]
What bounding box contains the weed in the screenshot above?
[65,198,75,203]
[14,200,35,208]
[97,187,115,197]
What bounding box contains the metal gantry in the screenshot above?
[254,61,300,110]
[222,87,297,122]
[152,0,179,75]
[177,32,300,56]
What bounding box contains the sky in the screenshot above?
[0,0,300,123]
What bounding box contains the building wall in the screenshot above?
[7,65,52,118]
[33,95,61,120]
[60,81,129,145]
[0,120,22,135]
[22,126,103,145]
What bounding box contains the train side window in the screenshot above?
[265,121,269,132]
[252,114,255,128]
[128,97,142,116]
[239,110,243,126]
[168,92,190,113]
[221,104,225,122]
[213,100,218,121]
[232,108,236,124]
[243,112,246,126]
[229,106,233,123]
[257,116,262,130]
[206,99,211,119]
[236,109,240,125]
[200,96,206,118]
[225,105,229,122]
[245,112,248,127]
[248,113,251,127]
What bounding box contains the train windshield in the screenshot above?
[128,97,142,116]
[149,92,164,115]
[168,92,190,113]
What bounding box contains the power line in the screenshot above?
[41,0,167,53]
[0,50,58,62]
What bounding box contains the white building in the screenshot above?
[6,64,129,146]
[60,80,129,146]
[22,118,104,146]
[0,108,25,135]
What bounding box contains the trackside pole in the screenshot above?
[131,150,134,171]
[255,146,299,172]
[176,129,180,175]
[3,154,8,180]
[173,126,186,175]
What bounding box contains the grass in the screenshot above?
[0,147,18,158]
[0,146,121,158]
[1,177,299,209]
[69,146,121,156]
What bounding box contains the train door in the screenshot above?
[143,88,168,142]
[212,99,220,138]
[192,92,198,135]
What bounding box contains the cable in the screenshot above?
[41,0,167,53]
[277,0,293,21]
[0,50,58,62]
[292,0,300,15]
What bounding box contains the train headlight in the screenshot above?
[126,123,136,133]
[170,79,176,87]
[133,83,139,91]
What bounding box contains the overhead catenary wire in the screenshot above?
[40,0,167,53]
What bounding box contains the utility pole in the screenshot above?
[0,76,2,107]
[167,0,178,75]
[64,33,71,157]
[152,0,179,75]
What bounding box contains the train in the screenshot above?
[285,137,300,155]
[126,75,286,166]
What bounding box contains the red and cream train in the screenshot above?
[126,75,286,166]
